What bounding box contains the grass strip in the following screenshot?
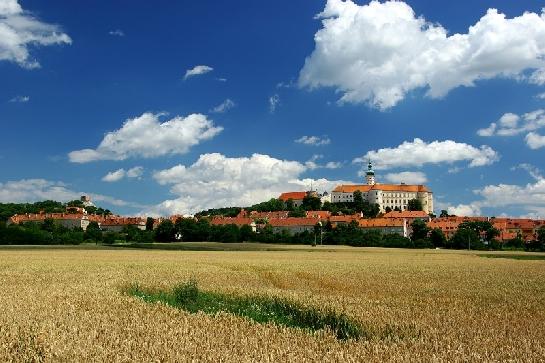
[125,279,367,341]
[479,254,545,260]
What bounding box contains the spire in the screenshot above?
[365,160,376,185]
[366,160,374,175]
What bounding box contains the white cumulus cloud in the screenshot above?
[525,132,545,149]
[0,179,139,208]
[210,99,235,113]
[183,65,213,80]
[68,112,223,163]
[0,0,71,69]
[299,0,545,109]
[295,135,331,146]
[477,110,545,137]
[445,165,545,217]
[355,138,499,170]
[102,166,144,182]
[147,153,350,216]
[447,203,482,217]
[384,171,427,185]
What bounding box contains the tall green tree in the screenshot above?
[84,221,102,242]
[407,199,423,211]
[155,220,175,242]
[302,194,321,211]
[145,217,154,231]
[410,219,430,241]
[429,228,446,248]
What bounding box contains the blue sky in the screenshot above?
[1,0,545,218]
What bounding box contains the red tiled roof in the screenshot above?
[278,192,307,201]
[359,218,405,228]
[210,217,253,226]
[269,217,319,227]
[306,210,331,219]
[9,213,88,224]
[249,211,290,219]
[332,184,430,193]
[383,210,429,219]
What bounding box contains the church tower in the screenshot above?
[366,160,376,185]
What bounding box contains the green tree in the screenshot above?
[410,219,430,241]
[302,194,321,211]
[84,221,102,242]
[429,228,446,248]
[407,199,423,211]
[449,227,481,250]
[537,226,545,244]
[154,220,175,242]
[440,210,449,218]
[288,208,306,217]
[353,191,364,212]
[240,224,254,241]
[41,218,56,232]
[146,217,154,231]
[285,199,295,211]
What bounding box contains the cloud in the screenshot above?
[299,0,545,109]
[525,132,545,149]
[68,112,223,163]
[0,0,71,69]
[210,99,235,113]
[511,163,542,181]
[447,203,482,217]
[8,95,29,103]
[355,138,499,170]
[475,179,545,212]
[102,166,144,182]
[183,65,213,80]
[536,92,545,100]
[477,110,545,137]
[147,153,351,216]
[269,94,280,113]
[446,165,545,217]
[0,179,140,208]
[304,154,342,170]
[109,29,124,37]
[325,161,342,169]
[384,171,427,185]
[295,135,331,146]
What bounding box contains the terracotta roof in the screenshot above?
[332,184,430,193]
[249,211,290,219]
[100,217,145,226]
[9,213,88,224]
[359,218,405,228]
[305,211,331,219]
[269,217,319,227]
[329,215,359,223]
[278,192,307,201]
[383,211,429,219]
[210,217,253,226]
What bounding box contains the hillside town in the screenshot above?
[5,162,545,245]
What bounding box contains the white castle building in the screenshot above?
[331,161,434,214]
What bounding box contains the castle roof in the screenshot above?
[278,192,307,201]
[332,184,431,193]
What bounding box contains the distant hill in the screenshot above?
[0,200,112,222]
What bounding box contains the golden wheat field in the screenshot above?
[1,245,545,362]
